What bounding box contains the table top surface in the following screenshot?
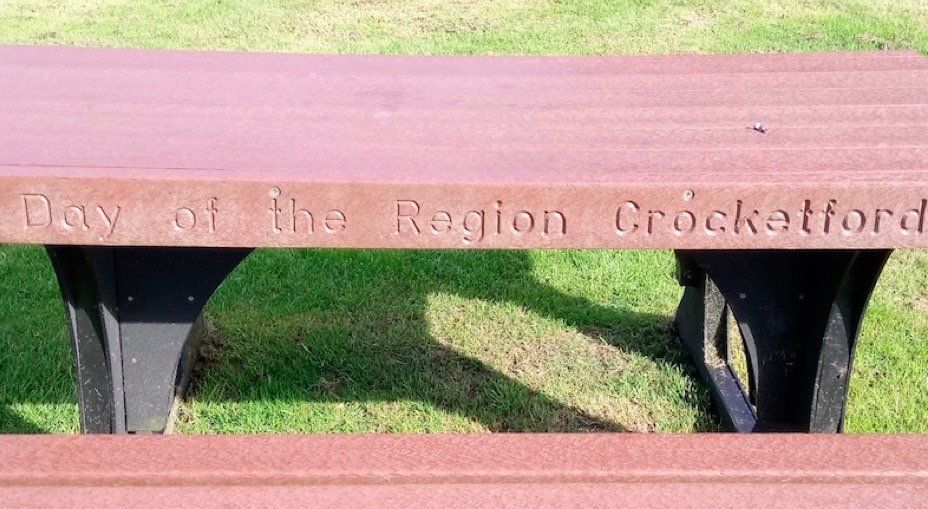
[1,46,927,250]
[2,45,926,184]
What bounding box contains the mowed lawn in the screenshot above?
[1,0,927,434]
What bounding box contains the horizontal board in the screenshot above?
[1,434,926,507]
[1,46,926,248]
[3,176,928,249]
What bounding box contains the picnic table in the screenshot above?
[1,46,926,434]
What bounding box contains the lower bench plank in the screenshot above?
[1,434,926,507]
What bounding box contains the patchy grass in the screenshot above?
[0,0,927,434]
[177,249,708,433]
[1,0,926,54]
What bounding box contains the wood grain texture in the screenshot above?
[1,434,926,507]
[1,46,926,248]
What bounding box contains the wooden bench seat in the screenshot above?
[1,46,926,433]
[3,46,927,249]
[2,434,927,506]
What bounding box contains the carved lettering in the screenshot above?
[173,199,219,234]
[206,198,218,233]
[613,198,928,240]
[646,210,665,235]
[171,207,197,231]
[324,210,347,233]
[874,209,893,234]
[62,205,89,231]
[396,200,421,234]
[17,190,928,245]
[822,200,837,234]
[673,211,696,235]
[22,194,120,238]
[543,211,566,237]
[22,194,51,227]
[705,210,727,235]
[430,211,452,234]
[463,210,485,243]
[173,207,196,231]
[96,206,120,237]
[493,201,503,235]
[615,201,639,235]
[269,196,283,233]
[901,200,927,235]
[733,200,759,235]
[842,209,866,235]
[801,200,814,234]
[512,211,534,235]
[268,189,345,235]
[766,210,789,234]
[396,200,565,244]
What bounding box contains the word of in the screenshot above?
[172,198,218,233]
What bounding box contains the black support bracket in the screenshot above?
[46,246,251,434]
[674,249,891,432]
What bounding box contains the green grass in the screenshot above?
[1,0,926,54]
[1,0,927,434]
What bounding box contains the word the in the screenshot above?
[268,191,346,234]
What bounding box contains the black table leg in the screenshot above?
[674,249,891,432]
[46,246,252,434]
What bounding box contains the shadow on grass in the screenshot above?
[0,245,78,433]
[0,407,45,433]
[188,249,708,432]
[0,247,710,433]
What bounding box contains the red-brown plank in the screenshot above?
[0,46,926,249]
[1,434,926,507]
